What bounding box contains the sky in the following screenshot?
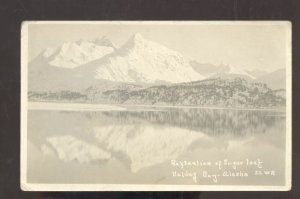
[27,22,290,71]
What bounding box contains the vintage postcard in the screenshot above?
[20,21,291,191]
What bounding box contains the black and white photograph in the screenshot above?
[20,21,291,191]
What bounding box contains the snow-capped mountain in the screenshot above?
[91,33,205,83]
[28,37,117,91]
[190,61,255,80]
[41,39,115,69]
[30,33,255,85]
[29,33,206,91]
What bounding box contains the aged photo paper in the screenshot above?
[20,21,292,191]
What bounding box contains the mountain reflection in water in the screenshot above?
[27,107,286,184]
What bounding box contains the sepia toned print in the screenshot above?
[21,21,291,191]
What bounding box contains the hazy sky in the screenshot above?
[27,22,290,71]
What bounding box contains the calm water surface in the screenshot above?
[27,106,286,185]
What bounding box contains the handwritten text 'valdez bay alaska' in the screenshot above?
[170,158,276,183]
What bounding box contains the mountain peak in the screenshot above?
[94,36,116,49]
[119,33,148,51]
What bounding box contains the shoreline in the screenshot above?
[27,102,127,111]
[120,104,286,112]
[27,101,286,112]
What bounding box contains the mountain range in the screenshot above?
[28,33,286,108]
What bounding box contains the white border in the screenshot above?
[20,21,292,191]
